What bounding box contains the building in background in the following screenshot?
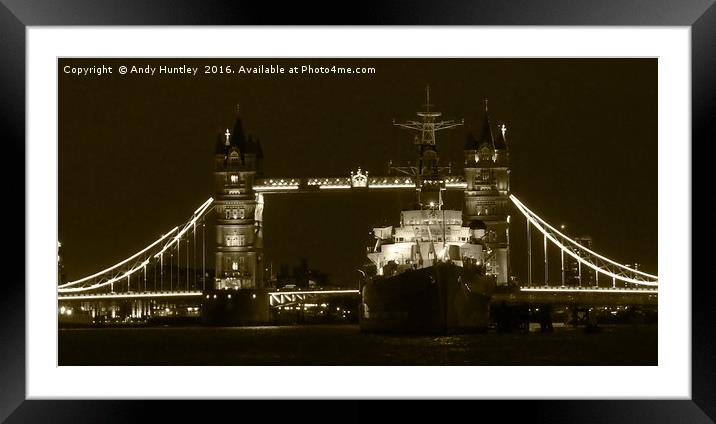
[565,236,595,286]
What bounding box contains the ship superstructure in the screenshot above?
[367,205,486,276]
[367,87,490,278]
[360,88,498,334]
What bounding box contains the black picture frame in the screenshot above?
[1,1,708,422]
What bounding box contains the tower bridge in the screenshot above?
[58,89,657,325]
[252,174,468,193]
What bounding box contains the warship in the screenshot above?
[359,88,506,334]
[360,201,496,334]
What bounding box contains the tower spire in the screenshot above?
[478,99,494,149]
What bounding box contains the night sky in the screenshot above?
[58,58,657,285]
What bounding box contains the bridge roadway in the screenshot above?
[57,286,657,306]
[56,289,360,303]
[251,175,468,193]
[493,286,658,306]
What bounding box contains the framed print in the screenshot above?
[2,0,710,422]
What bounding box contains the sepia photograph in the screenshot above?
[57,58,658,366]
[2,0,708,419]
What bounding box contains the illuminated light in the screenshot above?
[269,289,359,296]
[319,185,351,189]
[510,195,658,286]
[60,306,66,314]
[253,185,299,191]
[66,309,72,316]
[369,184,414,189]
[193,197,215,215]
[59,259,151,293]
[153,198,214,260]
[165,308,170,313]
[252,294,257,299]
[519,287,657,294]
[59,226,179,288]
[206,295,210,299]
[61,290,201,301]
[213,295,217,299]
[227,294,231,299]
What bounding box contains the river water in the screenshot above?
[58,324,656,365]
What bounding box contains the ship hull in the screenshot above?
[360,262,495,334]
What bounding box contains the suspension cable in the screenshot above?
[510,195,658,286]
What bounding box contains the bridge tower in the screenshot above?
[213,106,265,290]
[463,100,511,284]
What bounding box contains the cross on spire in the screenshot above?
[224,129,231,145]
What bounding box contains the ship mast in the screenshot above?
[440,189,447,258]
[392,86,463,209]
[392,85,463,147]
